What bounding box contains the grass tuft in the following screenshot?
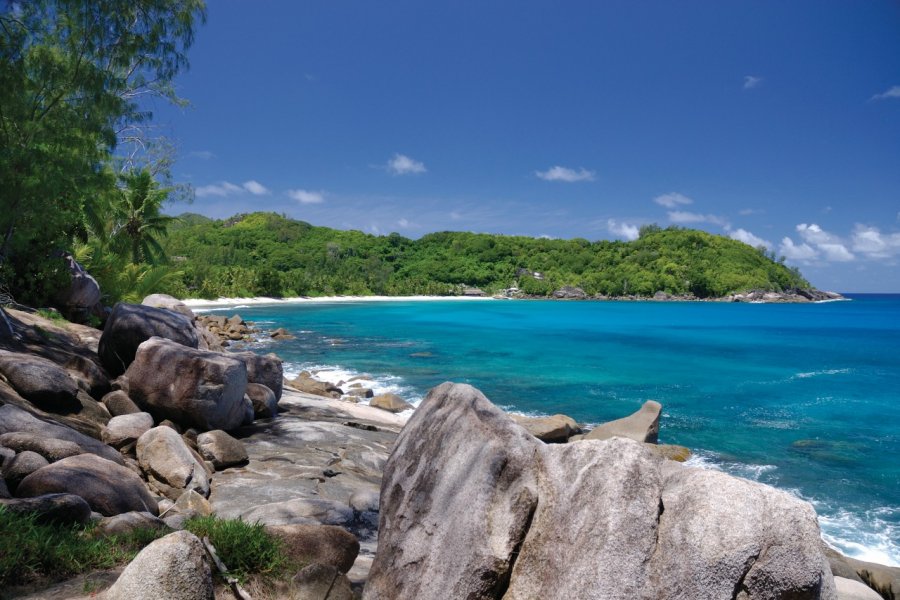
[183,515,288,582]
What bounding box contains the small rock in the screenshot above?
[648,443,692,462]
[245,382,278,419]
[102,412,154,450]
[102,390,142,416]
[349,489,379,514]
[0,432,83,462]
[105,530,214,600]
[3,450,49,493]
[834,576,884,599]
[290,563,355,600]
[345,387,374,399]
[137,426,210,500]
[174,489,212,517]
[0,493,91,524]
[511,413,580,443]
[583,400,662,443]
[369,393,413,413]
[267,524,360,574]
[98,511,170,536]
[0,445,13,468]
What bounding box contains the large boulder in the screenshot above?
[137,426,210,501]
[17,453,158,516]
[0,350,81,412]
[54,254,101,321]
[141,293,195,319]
[98,302,199,377]
[0,493,92,524]
[231,351,284,400]
[364,383,836,600]
[0,432,83,462]
[105,530,214,600]
[125,337,248,431]
[834,577,884,600]
[0,404,124,464]
[365,383,540,599]
[583,399,662,443]
[196,430,248,470]
[267,524,360,574]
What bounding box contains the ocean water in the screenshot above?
[211,294,900,566]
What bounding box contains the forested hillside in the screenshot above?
[163,212,809,299]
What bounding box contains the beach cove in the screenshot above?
[188,294,900,569]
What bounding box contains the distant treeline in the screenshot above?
[161,213,808,299]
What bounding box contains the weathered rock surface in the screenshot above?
[290,563,355,600]
[231,351,284,400]
[137,426,210,501]
[53,254,101,321]
[511,413,580,443]
[101,389,141,416]
[97,511,170,536]
[583,399,662,443]
[2,450,49,492]
[288,372,344,398]
[246,381,278,418]
[369,393,413,413]
[648,443,693,462]
[174,489,212,517]
[101,412,154,450]
[0,350,81,412]
[17,453,158,516]
[105,530,213,600]
[268,524,360,574]
[125,337,248,431]
[552,285,587,299]
[365,383,540,599]
[834,577,884,600]
[843,556,900,600]
[0,493,92,524]
[364,382,835,600]
[98,302,199,377]
[0,431,83,462]
[141,293,195,319]
[0,404,123,464]
[196,429,247,469]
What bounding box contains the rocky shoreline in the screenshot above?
[0,295,896,599]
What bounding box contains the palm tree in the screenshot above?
[110,169,176,264]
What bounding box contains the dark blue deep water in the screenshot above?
[206,294,900,565]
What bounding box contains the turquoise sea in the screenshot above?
[207,294,900,566]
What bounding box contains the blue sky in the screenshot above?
[155,1,900,292]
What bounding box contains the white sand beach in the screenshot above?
[181,295,496,310]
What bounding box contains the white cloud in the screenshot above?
[796,223,842,247]
[195,181,242,198]
[729,228,772,250]
[668,211,729,228]
[287,189,325,204]
[786,223,855,263]
[779,237,819,262]
[743,75,763,90]
[851,224,900,259]
[535,166,596,183]
[242,180,270,195]
[871,85,900,101]
[607,219,639,241]
[654,192,693,208]
[818,243,855,262]
[387,153,426,175]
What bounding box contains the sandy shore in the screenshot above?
[181,295,496,310]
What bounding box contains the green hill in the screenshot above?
[162,212,808,299]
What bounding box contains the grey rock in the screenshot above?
[0,445,13,468]
[290,563,355,600]
[0,350,80,412]
[369,393,413,413]
[141,293,195,319]
[98,302,199,378]
[231,351,284,400]
[97,511,170,536]
[102,390,142,416]
[0,476,8,498]
[54,254,101,320]
[101,412,154,450]
[345,387,374,399]
[511,413,580,443]
[365,383,540,599]
[0,432,83,462]
[125,337,248,431]
[583,399,662,443]
[3,450,49,492]
[834,577,884,600]
[17,453,158,516]
[246,382,278,418]
[349,489,379,513]
[844,555,900,600]
[241,497,354,527]
[196,429,248,469]
[289,373,343,398]
[364,382,835,600]
[174,489,212,517]
[267,524,360,574]
[137,426,210,501]
[0,493,91,524]
[0,404,123,464]
[105,530,213,600]
[552,285,587,299]
[62,352,110,399]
